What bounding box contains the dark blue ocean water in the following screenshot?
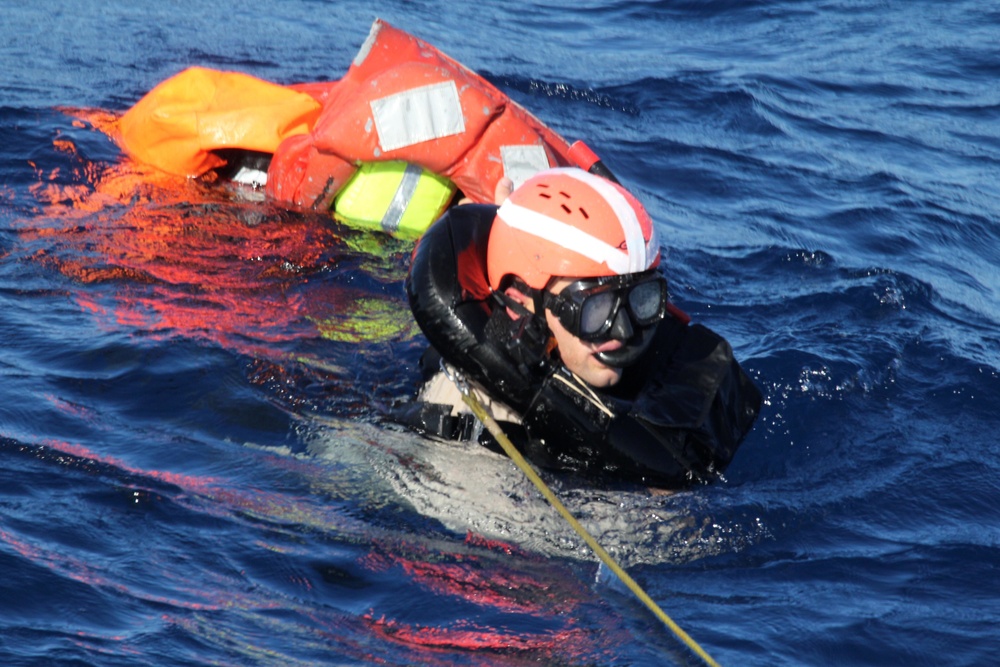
[2,1,999,665]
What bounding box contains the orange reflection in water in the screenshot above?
[12,110,629,664]
[359,534,624,664]
[17,108,394,361]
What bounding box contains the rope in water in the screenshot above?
[450,370,722,667]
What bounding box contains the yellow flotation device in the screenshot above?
[332,160,456,239]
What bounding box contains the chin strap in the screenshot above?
[488,290,556,377]
[442,362,724,667]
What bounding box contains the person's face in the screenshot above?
[544,320,623,386]
[504,278,625,388]
[543,277,625,387]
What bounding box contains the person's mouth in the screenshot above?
[590,338,634,372]
[590,339,623,355]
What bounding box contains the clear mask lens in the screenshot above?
[579,290,617,336]
[627,280,665,324]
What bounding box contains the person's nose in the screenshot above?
[608,308,634,341]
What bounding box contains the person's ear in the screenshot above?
[503,286,534,318]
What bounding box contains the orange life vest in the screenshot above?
[115,19,583,212]
[266,18,577,209]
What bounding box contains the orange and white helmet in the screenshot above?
[487,167,660,291]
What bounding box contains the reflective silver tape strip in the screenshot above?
[353,20,381,67]
[371,81,465,153]
[500,144,551,191]
[381,162,424,233]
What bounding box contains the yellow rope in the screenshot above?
[459,386,722,667]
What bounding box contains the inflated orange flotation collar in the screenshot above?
[116,19,582,213]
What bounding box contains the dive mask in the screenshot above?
[542,270,667,340]
[542,270,668,368]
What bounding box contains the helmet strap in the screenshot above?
[501,276,557,324]
[492,283,534,319]
[489,285,555,376]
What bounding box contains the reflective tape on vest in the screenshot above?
[381,162,424,233]
[353,19,381,67]
[370,81,466,153]
[333,160,456,238]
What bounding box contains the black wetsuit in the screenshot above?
[398,204,762,489]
